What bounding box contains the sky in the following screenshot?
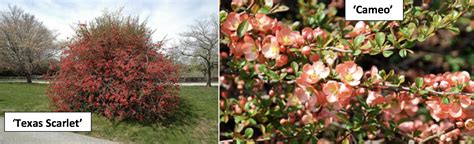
[0,0,217,44]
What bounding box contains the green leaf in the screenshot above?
[387,34,396,43]
[375,32,386,46]
[289,48,299,52]
[415,77,424,88]
[432,14,441,25]
[221,115,229,123]
[258,7,271,14]
[237,20,250,38]
[219,11,228,23]
[244,128,254,139]
[265,70,280,80]
[415,78,423,88]
[448,27,460,33]
[442,97,450,104]
[235,123,245,133]
[340,39,351,47]
[451,86,461,93]
[353,49,362,55]
[248,118,257,125]
[234,115,247,123]
[354,35,365,47]
[270,5,289,13]
[399,49,407,57]
[353,112,364,124]
[382,51,393,57]
[258,64,268,73]
[291,61,299,72]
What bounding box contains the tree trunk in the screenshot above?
[206,61,212,87]
[26,73,32,83]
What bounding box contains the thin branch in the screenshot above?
[321,46,395,53]
[419,126,456,143]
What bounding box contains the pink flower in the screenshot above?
[426,96,468,120]
[398,121,415,133]
[300,46,311,56]
[344,21,368,38]
[276,26,297,46]
[229,41,244,58]
[299,61,330,84]
[312,27,327,41]
[366,90,385,106]
[323,81,353,103]
[324,51,337,66]
[294,87,310,103]
[301,27,313,41]
[449,103,463,118]
[465,118,474,130]
[465,81,474,93]
[251,13,276,32]
[368,66,382,84]
[261,35,280,59]
[354,21,367,34]
[275,54,288,68]
[241,36,258,61]
[460,95,472,108]
[446,71,470,86]
[221,12,241,31]
[335,61,363,86]
[301,114,314,125]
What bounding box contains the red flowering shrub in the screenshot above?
[220,0,473,143]
[47,12,179,122]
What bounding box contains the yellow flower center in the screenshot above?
[310,74,319,80]
[283,36,290,44]
[344,74,353,81]
[271,45,279,54]
[466,120,474,129]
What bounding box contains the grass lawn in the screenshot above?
[0,83,218,143]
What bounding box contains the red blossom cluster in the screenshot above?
[48,15,179,122]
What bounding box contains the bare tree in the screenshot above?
[179,15,218,87]
[0,6,56,83]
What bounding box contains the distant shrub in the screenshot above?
[47,11,179,122]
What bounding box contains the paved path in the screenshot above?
[0,80,218,86]
[0,117,117,144]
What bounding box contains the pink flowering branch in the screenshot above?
[419,126,457,143]
[322,46,395,53]
[383,84,474,96]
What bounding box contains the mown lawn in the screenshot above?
[0,83,218,143]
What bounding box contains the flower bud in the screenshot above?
[279,118,288,125]
[275,54,289,68]
[309,54,320,62]
[356,88,366,95]
[269,89,275,97]
[286,66,294,73]
[220,100,226,110]
[300,46,311,56]
[302,27,314,41]
[465,118,474,130]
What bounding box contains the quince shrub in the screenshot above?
[220,0,474,143]
[47,12,179,122]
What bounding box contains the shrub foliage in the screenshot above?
[220,0,474,143]
[48,11,179,122]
